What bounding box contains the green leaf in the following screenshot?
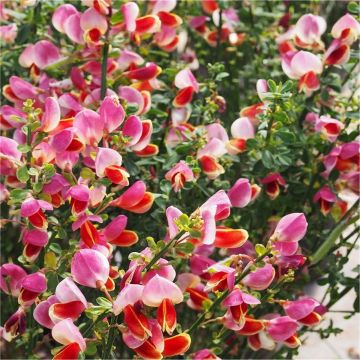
[255,244,267,256]
[348,1,360,14]
[177,242,195,254]
[49,243,62,255]
[10,189,29,202]
[17,144,31,153]
[267,79,277,93]
[16,165,29,183]
[262,150,274,169]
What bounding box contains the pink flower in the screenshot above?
[227,178,252,208]
[0,24,17,44]
[242,264,275,291]
[173,68,199,107]
[41,97,60,132]
[267,316,298,341]
[19,40,62,69]
[315,115,344,142]
[95,147,129,186]
[73,109,104,146]
[271,213,308,243]
[0,264,27,297]
[51,319,86,359]
[282,51,323,96]
[0,137,21,176]
[71,249,110,289]
[294,14,326,48]
[22,229,49,263]
[261,172,286,200]
[283,297,322,326]
[113,284,144,315]
[67,185,90,215]
[18,272,47,307]
[165,161,194,192]
[313,185,337,215]
[20,198,53,229]
[100,95,125,133]
[331,13,360,45]
[142,274,183,307]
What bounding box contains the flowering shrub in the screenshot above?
[0,0,359,359]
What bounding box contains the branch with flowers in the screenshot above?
[0,0,359,359]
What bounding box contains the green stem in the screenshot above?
[265,102,276,145]
[102,315,118,360]
[326,275,360,308]
[187,250,271,334]
[100,28,110,100]
[342,58,359,87]
[216,9,223,61]
[144,230,186,271]
[309,201,359,265]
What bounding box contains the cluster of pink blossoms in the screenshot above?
[0,0,359,359]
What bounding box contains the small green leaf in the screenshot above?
[177,242,195,254]
[17,144,31,153]
[267,79,277,93]
[255,244,267,256]
[16,165,29,183]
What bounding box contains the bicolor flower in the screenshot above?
[112,180,154,214]
[242,263,275,291]
[80,7,108,45]
[227,178,252,208]
[293,14,326,49]
[314,115,344,142]
[71,249,110,289]
[73,109,104,146]
[313,186,337,215]
[95,147,129,186]
[281,51,323,96]
[0,136,22,176]
[18,272,47,307]
[227,117,255,155]
[20,198,53,229]
[0,263,27,297]
[100,95,125,134]
[51,319,86,360]
[165,161,194,192]
[282,297,322,326]
[2,307,26,342]
[260,172,286,200]
[67,184,90,215]
[118,86,151,115]
[22,229,49,262]
[331,13,360,45]
[103,215,138,247]
[173,69,199,107]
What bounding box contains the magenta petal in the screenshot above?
[23,229,48,247]
[121,2,140,32]
[95,147,122,178]
[228,178,252,208]
[122,115,143,146]
[283,297,319,320]
[34,295,58,329]
[0,263,27,296]
[242,264,275,291]
[103,215,128,242]
[71,249,109,288]
[166,206,183,239]
[52,4,78,33]
[100,96,125,133]
[273,213,308,243]
[74,109,104,146]
[267,316,298,341]
[21,272,47,293]
[20,198,40,217]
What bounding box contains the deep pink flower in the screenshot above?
[165,161,194,192]
[0,264,27,297]
[71,249,110,289]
